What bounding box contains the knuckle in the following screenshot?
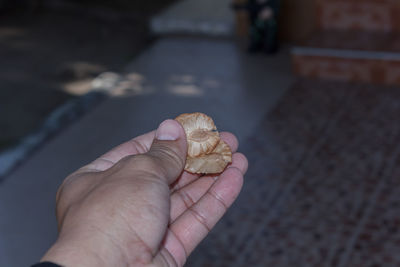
[121,154,165,180]
[189,206,211,231]
[113,145,184,182]
[147,144,184,170]
[207,190,228,210]
[177,190,195,209]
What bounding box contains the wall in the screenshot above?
[278,0,317,43]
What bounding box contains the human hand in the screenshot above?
[41,119,248,266]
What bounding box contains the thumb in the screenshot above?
[145,119,187,184]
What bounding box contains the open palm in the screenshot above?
[46,121,248,266]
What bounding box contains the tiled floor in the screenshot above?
[187,79,400,267]
[0,37,293,267]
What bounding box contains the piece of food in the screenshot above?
[175,112,232,174]
[175,113,220,157]
[185,140,232,174]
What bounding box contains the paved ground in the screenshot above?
[187,79,400,267]
[0,37,293,266]
[0,1,176,151]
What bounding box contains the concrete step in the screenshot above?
[292,30,400,85]
[150,0,235,36]
[316,0,400,32]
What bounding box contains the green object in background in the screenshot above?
[247,0,279,54]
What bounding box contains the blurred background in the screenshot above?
[1,0,400,266]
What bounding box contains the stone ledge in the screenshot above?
[0,91,106,180]
[151,18,234,36]
[150,0,235,37]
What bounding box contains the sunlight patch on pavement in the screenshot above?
[63,79,93,95]
[168,84,203,96]
[167,74,203,96]
[91,72,154,96]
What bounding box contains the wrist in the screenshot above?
[41,230,126,267]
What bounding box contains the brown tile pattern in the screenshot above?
[185,79,400,266]
[316,0,400,32]
[293,54,400,86]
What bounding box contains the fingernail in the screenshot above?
[156,120,180,141]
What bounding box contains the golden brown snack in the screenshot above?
[185,140,232,174]
[175,113,220,157]
[175,112,232,174]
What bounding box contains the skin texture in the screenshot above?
[41,119,248,267]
